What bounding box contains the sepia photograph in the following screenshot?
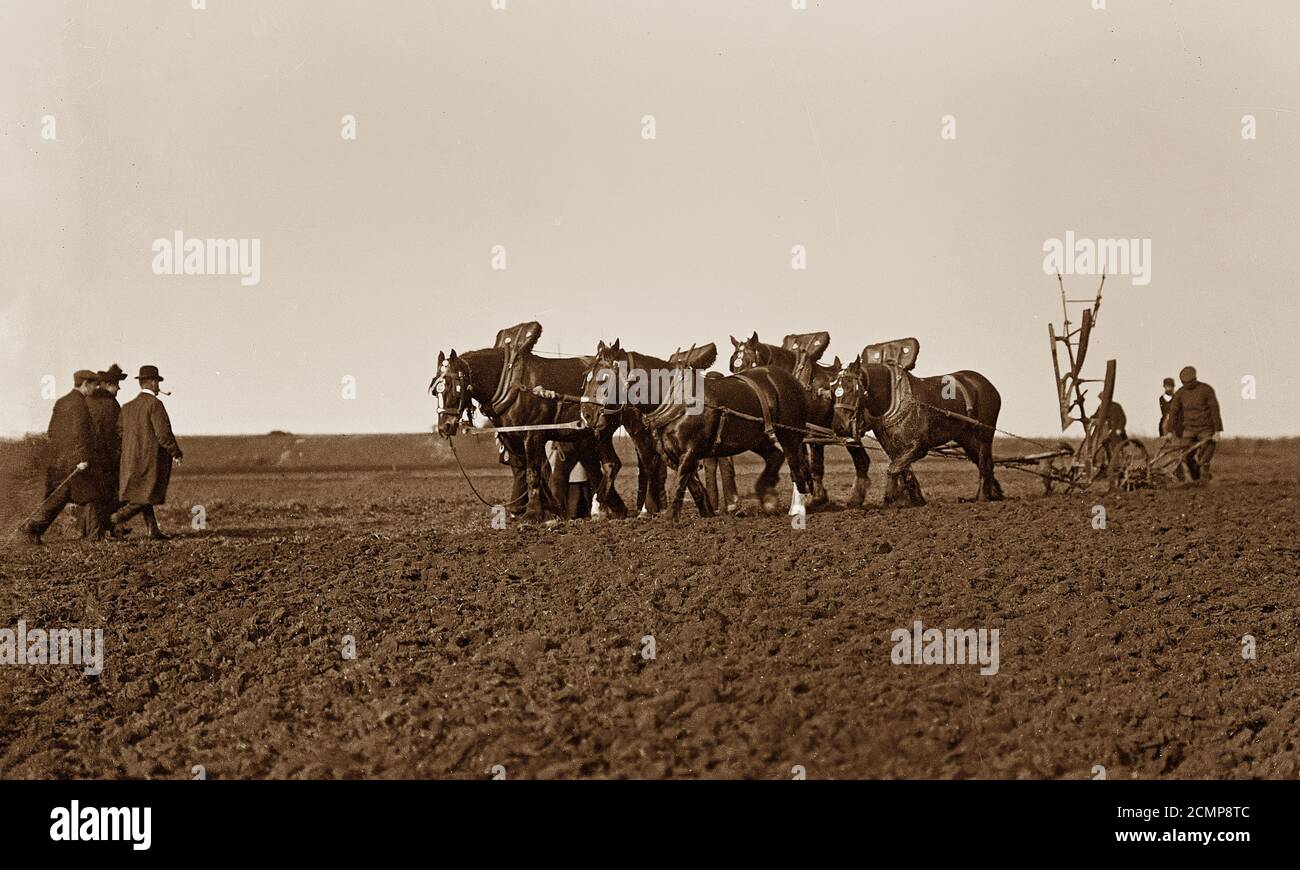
[1,0,1296,853]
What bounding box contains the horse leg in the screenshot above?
[719,455,738,512]
[702,458,720,514]
[669,444,705,521]
[522,435,556,522]
[592,433,627,520]
[779,431,814,517]
[650,449,668,514]
[885,444,926,508]
[548,441,574,519]
[985,438,1004,500]
[904,468,926,505]
[977,437,1003,501]
[957,436,1000,502]
[651,430,670,512]
[751,440,785,515]
[845,441,871,508]
[634,447,649,514]
[805,444,829,509]
[501,434,529,516]
[683,454,714,517]
[626,417,662,516]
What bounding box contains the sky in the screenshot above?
[2,0,1298,438]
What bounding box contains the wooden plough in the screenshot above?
[1037,272,1193,492]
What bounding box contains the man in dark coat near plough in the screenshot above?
[80,363,128,538]
[1167,365,1222,483]
[109,365,184,540]
[18,370,109,544]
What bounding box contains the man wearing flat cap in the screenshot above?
[1166,365,1223,483]
[110,365,184,540]
[18,370,109,544]
[80,363,129,538]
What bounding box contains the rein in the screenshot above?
[447,436,527,509]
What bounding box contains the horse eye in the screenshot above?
[834,386,844,397]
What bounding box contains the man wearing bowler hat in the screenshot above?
[80,363,129,538]
[17,370,109,544]
[110,365,184,540]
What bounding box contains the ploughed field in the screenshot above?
[1,435,1298,779]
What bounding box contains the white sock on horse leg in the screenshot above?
[789,485,806,516]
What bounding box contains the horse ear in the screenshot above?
[597,340,607,353]
[611,338,621,351]
[750,330,759,342]
[833,355,842,369]
[448,349,458,362]
[437,350,445,367]
[730,335,741,348]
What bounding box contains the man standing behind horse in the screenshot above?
[110,365,184,540]
[1166,365,1222,483]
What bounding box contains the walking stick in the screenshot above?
[5,463,86,543]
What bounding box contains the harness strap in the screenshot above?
[732,370,781,450]
[879,366,912,428]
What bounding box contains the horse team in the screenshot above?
[431,322,1004,522]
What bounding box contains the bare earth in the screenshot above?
[2,439,1298,779]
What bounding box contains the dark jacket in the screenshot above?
[86,390,122,493]
[46,390,107,504]
[118,392,183,505]
[1158,394,1174,435]
[1168,381,1222,436]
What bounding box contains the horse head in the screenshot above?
[432,349,474,437]
[729,331,767,373]
[578,338,626,429]
[830,356,870,439]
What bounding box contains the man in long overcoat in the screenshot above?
[109,365,184,540]
[18,370,109,544]
[80,363,128,538]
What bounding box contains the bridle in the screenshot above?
[580,351,632,421]
[831,366,869,440]
[730,341,766,373]
[431,358,475,434]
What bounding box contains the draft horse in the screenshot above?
[830,353,1004,506]
[432,324,660,522]
[729,331,871,509]
[580,341,815,519]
